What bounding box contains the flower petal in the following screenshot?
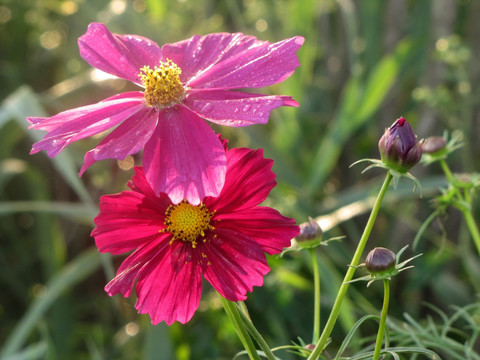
[201,228,270,301]
[143,105,227,205]
[185,90,298,127]
[79,106,158,175]
[205,147,275,213]
[134,241,203,325]
[28,92,145,158]
[105,238,170,298]
[161,33,260,82]
[92,191,168,255]
[128,166,167,203]
[214,207,299,254]
[78,22,164,84]
[184,34,304,89]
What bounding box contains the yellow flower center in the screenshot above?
[162,200,215,248]
[139,59,185,107]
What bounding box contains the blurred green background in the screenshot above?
[1,0,480,359]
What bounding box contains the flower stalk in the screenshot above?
[310,248,321,343]
[439,159,480,255]
[462,201,480,254]
[236,302,277,360]
[307,172,393,359]
[219,297,261,360]
[373,279,390,360]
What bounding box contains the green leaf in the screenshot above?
[308,39,420,192]
[0,86,93,204]
[355,40,414,123]
[0,248,102,357]
[0,201,97,222]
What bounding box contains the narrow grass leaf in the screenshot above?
[0,248,101,357]
[0,86,93,204]
[1,342,47,360]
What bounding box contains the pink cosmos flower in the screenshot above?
[91,144,299,325]
[28,22,304,205]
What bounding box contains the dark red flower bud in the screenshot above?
[304,344,316,351]
[365,247,396,274]
[378,117,422,173]
[297,217,323,241]
[422,136,447,154]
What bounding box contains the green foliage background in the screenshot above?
[1,0,480,359]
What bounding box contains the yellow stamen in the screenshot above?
[161,200,215,248]
[138,59,185,107]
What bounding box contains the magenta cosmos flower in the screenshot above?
[27,23,304,205]
[91,144,299,325]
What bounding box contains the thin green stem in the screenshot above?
[310,248,321,343]
[439,159,480,255]
[236,302,276,360]
[439,159,463,202]
[307,172,393,360]
[219,296,261,360]
[462,208,480,256]
[373,279,390,360]
[439,159,456,185]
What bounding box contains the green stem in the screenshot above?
[310,248,321,343]
[440,160,480,255]
[439,159,456,185]
[462,208,480,256]
[307,172,393,360]
[236,302,276,360]
[373,279,390,360]
[219,296,261,360]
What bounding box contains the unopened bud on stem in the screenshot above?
[378,117,422,173]
[422,136,447,154]
[297,217,323,241]
[365,247,396,275]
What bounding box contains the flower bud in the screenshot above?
[304,344,316,351]
[378,117,422,173]
[365,247,396,275]
[297,217,323,241]
[422,136,447,154]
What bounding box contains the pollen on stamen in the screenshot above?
[161,200,215,248]
[138,59,185,108]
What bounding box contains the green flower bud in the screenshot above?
[365,247,396,275]
[378,117,422,173]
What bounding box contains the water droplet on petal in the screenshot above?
[201,103,214,113]
[242,104,251,112]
